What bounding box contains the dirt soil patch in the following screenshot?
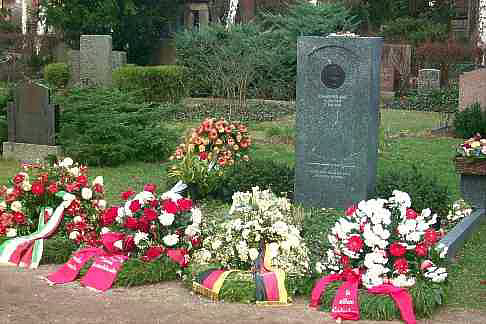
[0,265,484,324]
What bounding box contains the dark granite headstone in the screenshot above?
[295,36,383,208]
[7,81,56,145]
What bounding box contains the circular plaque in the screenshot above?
[321,64,345,89]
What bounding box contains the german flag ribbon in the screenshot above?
[192,268,238,300]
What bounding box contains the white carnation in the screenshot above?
[134,231,149,247]
[92,176,104,186]
[69,231,80,240]
[249,248,259,261]
[6,228,17,237]
[81,187,92,200]
[10,201,22,212]
[191,208,202,225]
[59,157,74,167]
[163,234,179,247]
[159,212,175,226]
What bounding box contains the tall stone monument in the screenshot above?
[80,35,113,86]
[295,36,383,208]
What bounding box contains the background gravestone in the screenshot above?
[3,81,60,161]
[417,68,440,92]
[80,35,113,86]
[295,36,383,208]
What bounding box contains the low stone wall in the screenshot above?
[2,142,62,162]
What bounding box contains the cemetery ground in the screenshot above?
[0,107,485,323]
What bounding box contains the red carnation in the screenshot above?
[199,152,208,160]
[101,207,118,226]
[123,235,135,252]
[48,182,59,194]
[177,198,192,212]
[415,243,428,257]
[406,208,418,219]
[424,229,438,245]
[191,236,202,247]
[346,235,364,252]
[13,212,26,224]
[340,255,350,267]
[129,200,141,213]
[13,173,25,184]
[163,200,178,214]
[38,173,49,184]
[150,199,159,208]
[141,246,165,262]
[124,217,139,230]
[389,242,406,257]
[345,205,358,217]
[138,217,150,232]
[31,181,45,196]
[65,182,79,193]
[121,190,135,201]
[77,175,88,187]
[394,258,409,274]
[93,183,104,194]
[143,208,157,221]
[143,183,157,193]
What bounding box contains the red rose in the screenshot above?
[129,200,141,213]
[124,217,139,230]
[389,242,406,257]
[346,235,364,252]
[406,208,418,219]
[177,198,193,212]
[415,243,428,257]
[121,190,135,201]
[13,212,26,224]
[144,208,157,221]
[199,152,208,160]
[13,173,25,184]
[48,182,59,194]
[93,183,103,194]
[345,205,357,217]
[123,235,135,252]
[163,200,178,214]
[143,183,157,193]
[424,229,438,245]
[77,175,88,187]
[31,181,45,196]
[393,258,409,274]
[101,207,118,226]
[141,246,165,262]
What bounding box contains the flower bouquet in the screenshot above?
[101,182,203,268]
[312,190,449,321]
[168,118,251,199]
[455,133,486,175]
[0,157,105,267]
[191,187,309,303]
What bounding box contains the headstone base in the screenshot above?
[2,142,62,162]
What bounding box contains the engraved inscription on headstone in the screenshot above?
[295,36,383,208]
[7,81,56,146]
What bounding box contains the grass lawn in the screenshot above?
[0,107,483,310]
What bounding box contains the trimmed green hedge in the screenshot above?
[44,63,70,88]
[113,65,187,103]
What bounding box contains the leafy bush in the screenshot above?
[175,1,357,100]
[453,103,486,138]
[113,65,187,103]
[375,165,451,221]
[408,85,458,113]
[380,17,447,45]
[44,63,70,88]
[209,158,295,202]
[57,87,179,166]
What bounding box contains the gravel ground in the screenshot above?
[0,265,484,324]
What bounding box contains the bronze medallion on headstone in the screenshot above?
[321,64,345,89]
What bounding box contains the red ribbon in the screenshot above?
[310,271,417,324]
